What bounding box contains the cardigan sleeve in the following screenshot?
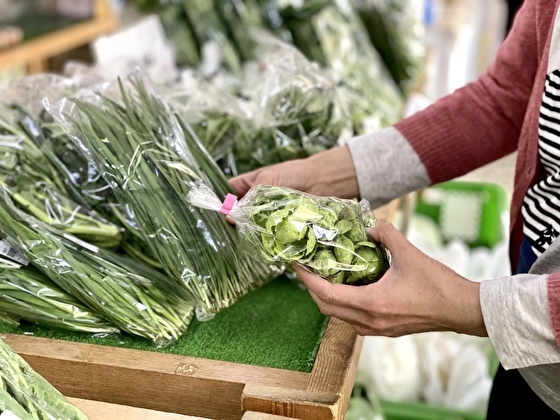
[393,0,540,184]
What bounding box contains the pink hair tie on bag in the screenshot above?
[220,193,238,215]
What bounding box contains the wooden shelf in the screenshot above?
[0,0,118,74]
[3,200,399,420]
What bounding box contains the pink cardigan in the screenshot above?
[393,1,560,345]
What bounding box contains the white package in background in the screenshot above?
[91,15,178,84]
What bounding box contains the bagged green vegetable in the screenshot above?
[188,183,390,286]
[0,258,118,335]
[309,0,403,132]
[0,337,88,420]
[352,0,425,93]
[0,188,193,346]
[182,33,351,177]
[0,103,122,249]
[46,77,276,320]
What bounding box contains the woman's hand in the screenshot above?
[294,223,488,338]
[229,146,360,198]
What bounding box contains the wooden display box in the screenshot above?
[3,201,399,420]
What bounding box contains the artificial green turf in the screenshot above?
[0,276,328,372]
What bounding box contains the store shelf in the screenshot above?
[0,0,118,74]
[2,200,399,420]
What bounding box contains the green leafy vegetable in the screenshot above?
[235,185,390,285]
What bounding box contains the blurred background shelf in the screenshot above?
[0,0,117,74]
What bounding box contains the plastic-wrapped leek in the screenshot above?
[55,77,274,320]
[0,259,118,334]
[0,337,88,419]
[0,188,193,346]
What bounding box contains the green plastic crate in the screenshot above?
[413,180,509,249]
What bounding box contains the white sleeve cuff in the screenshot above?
[480,274,560,369]
[346,127,431,209]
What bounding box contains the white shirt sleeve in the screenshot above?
[346,127,431,209]
[480,274,560,369]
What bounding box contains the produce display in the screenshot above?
[188,183,390,286]
[135,0,407,145]
[0,337,87,419]
[0,0,423,352]
[0,189,193,346]
[352,0,426,93]
[0,259,118,334]
[48,78,275,320]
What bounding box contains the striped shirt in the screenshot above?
[522,69,560,256]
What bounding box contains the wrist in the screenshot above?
[455,279,488,337]
[307,145,359,199]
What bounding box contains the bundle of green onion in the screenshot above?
[0,259,118,334]
[0,188,193,346]
[65,78,274,319]
[0,337,88,419]
[38,110,162,268]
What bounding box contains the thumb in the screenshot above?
[229,170,261,196]
[367,223,410,255]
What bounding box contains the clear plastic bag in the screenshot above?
[0,260,118,335]
[188,183,390,285]
[46,76,277,320]
[0,87,122,249]
[0,337,88,420]
[310,0,404,131]
[194,31,350,177]
[0,187,193,346]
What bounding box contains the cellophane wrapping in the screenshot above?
[0,337,88,419]
[189,183,391,286]
[46,76,277,321]
[0,188,193,346]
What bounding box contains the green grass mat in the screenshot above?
[0,276,328,372]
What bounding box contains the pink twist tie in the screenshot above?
[220,193,238,215]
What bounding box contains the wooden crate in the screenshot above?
[3,200,399,420]
[68,397,209,420]
[69,398,297,420]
